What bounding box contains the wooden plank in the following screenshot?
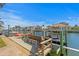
[44,48,51,56]
[40,38,52,44]
[44,44,51,50]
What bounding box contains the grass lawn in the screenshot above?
[47,50,60,56]
[0,38,6,48]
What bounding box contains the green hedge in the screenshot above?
[0,38,6,48]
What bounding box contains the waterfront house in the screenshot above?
[11,26,23,33]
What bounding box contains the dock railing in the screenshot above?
[52,43,79,56]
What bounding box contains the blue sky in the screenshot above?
[1,3,79,28]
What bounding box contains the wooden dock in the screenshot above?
[6,36,53,56]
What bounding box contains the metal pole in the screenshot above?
[44,30,45,37]
[65,27,68,56]
[8,25,10,37]
[60,27,64,56]
[42,25,45,37]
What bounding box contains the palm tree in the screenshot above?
[0,18,4,33]
[0,3,5,34]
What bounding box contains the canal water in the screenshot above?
[67,33,79,56]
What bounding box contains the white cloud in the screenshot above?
[0,10,48,29]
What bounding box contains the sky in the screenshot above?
[1,3,79,28]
